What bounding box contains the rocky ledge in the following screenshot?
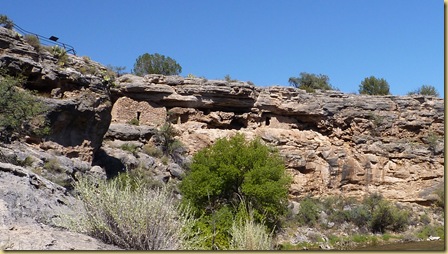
[109,74,444,204]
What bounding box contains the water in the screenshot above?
[354,240,445,251]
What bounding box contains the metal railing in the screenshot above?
[13,23,76,55]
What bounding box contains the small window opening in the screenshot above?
[136,111,141,121]
[265,117,271,126]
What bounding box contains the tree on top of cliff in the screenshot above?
[359,76,390,95]
[407,84,439,97]
[288,72,335,93]
[132,53,182,76]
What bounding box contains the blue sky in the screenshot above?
[2,0,444,96]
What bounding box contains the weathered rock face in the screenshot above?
[0,160,120,250]
[110,74,444,204]
[0,27,112,161]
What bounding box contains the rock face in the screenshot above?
[110,74,444,204]
[0,27,112,161]
[0,161,120,250]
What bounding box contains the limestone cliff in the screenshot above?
[0,27,112,161]
[0,25,444,205]
[110,74,444,204]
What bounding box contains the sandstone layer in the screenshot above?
[110,74,444,204]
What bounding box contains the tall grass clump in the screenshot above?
[68,175,201,250]
[229,202,274,250]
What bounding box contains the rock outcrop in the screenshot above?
[110,74,444,204]
[0,27,112,162]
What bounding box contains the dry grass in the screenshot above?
[229,207,274,250]
[62,176,202,250]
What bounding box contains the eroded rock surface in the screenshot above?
[110,74,444,204]
[0,27,112,161]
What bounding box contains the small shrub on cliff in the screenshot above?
[358,76,390,95]
[0,72,48,143]
[120,143,139,155]
[289,72,335,93]
[50,46,69,66]
[132,53,182,76]
[23,34,41,51]
[0,15,13,29]
[142,143,163,158]
[67,175,202,250]
[407,85,439,97]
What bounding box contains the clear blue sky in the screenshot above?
[2,0,444,96]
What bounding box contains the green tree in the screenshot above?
[180,133,291,228]
[0,72,48,143]
[407,85,439,97]
[132,53,182,76]
[359,76,390,95]
[288,72,334,93]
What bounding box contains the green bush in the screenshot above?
[434,187,444,209]
[0,72,48,142]
[43,158,63,173]
[50,46,69,66]
[368,199,409,233]
[142,143,163,158]
[180,133,291,228]
[120,143,139,155]
[132,53,182,76]
[359,76,390,95]
[154,123,185,163]
[0,15,13,29]
[297,196,320,226]
[23,34,41,51]
[289,72,335,93]
[349,205,371,229]
[407,85,439,97]
[66,176,202,250]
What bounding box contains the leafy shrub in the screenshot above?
[369,199,409,233]
[426,132,440,154]
[0,72,48,142]
[289,72,335,93]
[0,15,13,29]
[434,187,444,209]
[120,143,139,155]
[67,176,201,250]
[154,123,185,164]
[297,196,320,226]
[408,85,439,97]
[142,143,163,158]
[18,156,34,167]
[416,224,445,240]
[349,205,371,229]
[43,158,63,173]
[23,34,41,51]
[180,133,291,228]
[358,76,390,95]
[50,46,69,66]
[132,53,182,76]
